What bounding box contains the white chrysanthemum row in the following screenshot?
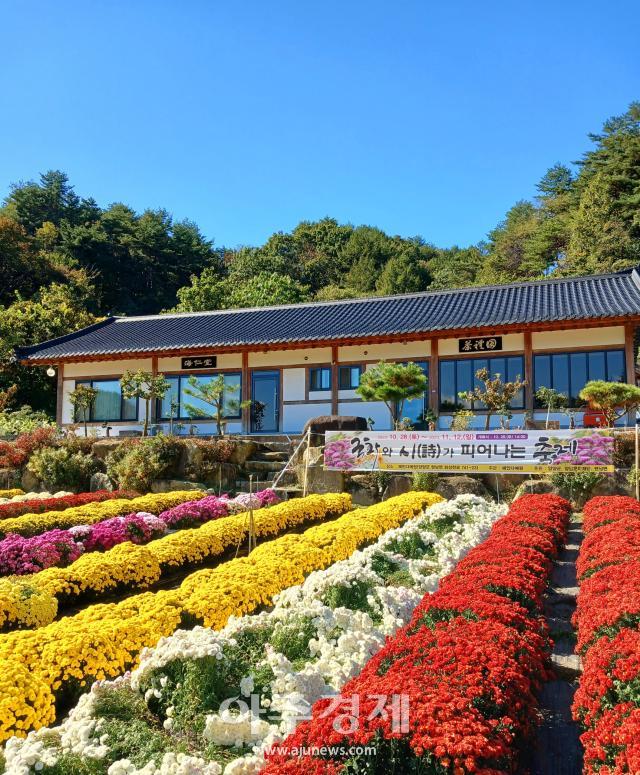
[2,494,504,775]
[0,490,73,504]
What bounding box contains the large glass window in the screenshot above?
[534,349,626,407]
[157,373,243,419]
[338,365,363,390]
[399,361,430,429]
[439,355,525,411]
[74,379,138,422]
[309,367,331,392]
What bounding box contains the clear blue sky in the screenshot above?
[1,0,638,250]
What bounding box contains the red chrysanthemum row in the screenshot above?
[573,495,640,774]
[581,495,640,535]
[0,490,135,522]
[263,493,571,775]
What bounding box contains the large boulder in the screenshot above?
[512,478,554,501]
[90,472,113,492]
[228,440,258,466]
[296,462,345,496]
[21,468,41,493]
[346,473,381,507]
[382,475,412,499]
[302,415,367,445]
[434,475,493,501]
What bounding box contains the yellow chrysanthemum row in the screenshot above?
[0,490,206,539]
[0,491,441,741]
[180,490,444,628]
[0,493,352,630]
[0,489,24,499]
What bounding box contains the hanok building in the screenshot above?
[17,269,640,435]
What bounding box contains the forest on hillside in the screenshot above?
[0,102,639,415]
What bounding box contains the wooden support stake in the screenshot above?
[248,474,255,553]
[303,427,311,497]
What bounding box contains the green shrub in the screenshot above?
[549,469,605,505]
[613,431,636,468]
[0,406,55,437]
[183,438,236,482]
[370,551,400,579]
[62,434,98,455]
[106,436,182,491]
[383,530,435,560]
[321,579,380,620]
[411,471,439,492]
[27,446,101,492]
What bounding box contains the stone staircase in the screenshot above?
[235,436,303,498]
[530,515,583,774]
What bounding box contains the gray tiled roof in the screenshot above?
[18,269,640,361]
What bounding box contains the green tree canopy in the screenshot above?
[356,361,427,429]
[0,282,97,413]
[579,380,640,427]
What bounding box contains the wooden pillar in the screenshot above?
[55,363,64,426]
[150,354,159,423]
[625,323,637,386]
[428,338,439,416]
[331,345,339,416]
[242,351,250,433]
[524,331,534,413]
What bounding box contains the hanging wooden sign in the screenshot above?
[458,336,503,353]
[181,356,217,370]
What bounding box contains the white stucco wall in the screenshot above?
[531,326,625,351]
[338,341,430,362]
[249,347,332,367]
[282,368,306,402]
[282,403,332,433]
[63,358,153,377]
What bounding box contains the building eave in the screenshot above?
[19,314,640,366]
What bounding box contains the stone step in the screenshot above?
[551,650,582,680]
[254,451,290,462]
[245,460,285,473]
[547,586,579,603]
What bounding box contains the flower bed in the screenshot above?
[0,490,477,773]
[0,489,24,500]
[0,490,207,539]
[0,492,435,743]
[0,491,340,631]
[0,489,133,521]
[263,493,571,774]
[573,495,640,773]
[0,490,278,576]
